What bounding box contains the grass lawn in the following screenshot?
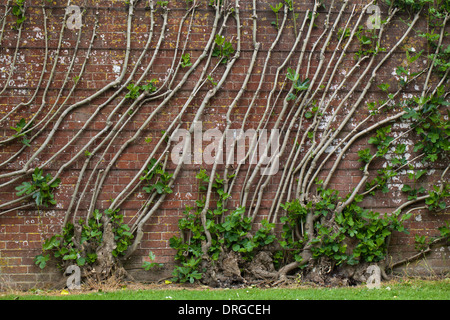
[1,278,449,300]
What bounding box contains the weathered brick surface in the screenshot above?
[0,0,449,289]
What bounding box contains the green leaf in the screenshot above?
[50,178,61,189]
[153,181,165,194]
[368,136,379,145]
[358,148,372,163]
[11,118,27,133]
[396,66,408,76]
[395,144,406,154]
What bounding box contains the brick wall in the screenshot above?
[0,0,449,289]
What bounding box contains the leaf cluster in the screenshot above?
[34,209,133,270]
[142,251,164,270]
[10,118,31,146]
[425,184,449,211]
[125,79,158,100]
[335,205,410,265]
[354,26,385,59]
[212,35,235,64]
[286,68,310,102]
[384,0,432,13]
[270,3,283,30]
[279,186,412,267]
[279,199,308,263]
[12,0,26,29]
[169,169,276,283]
[15,168,60,208]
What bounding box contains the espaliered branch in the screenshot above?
[0,0,448,286]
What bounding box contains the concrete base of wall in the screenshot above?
[1,247,449,291]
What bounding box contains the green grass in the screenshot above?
[1,279,449,300]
